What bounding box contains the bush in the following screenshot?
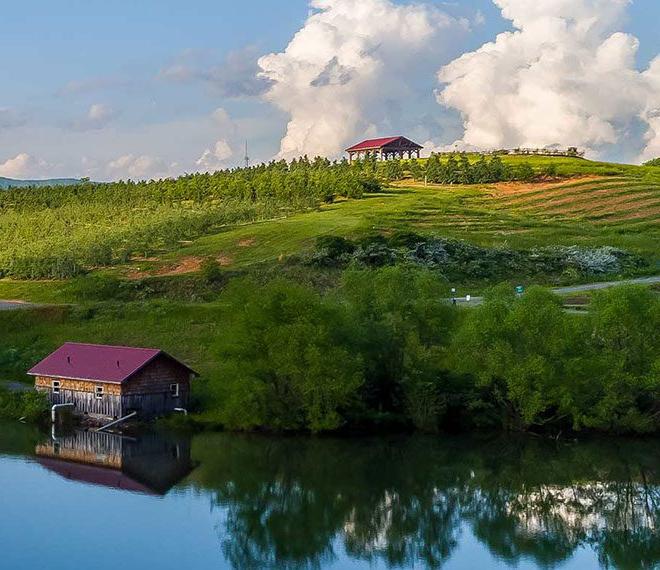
[200,258,223,284]
[643,157,660,167]
[311,236,356,267]
[0,387,49,423]
[305,234,647,280]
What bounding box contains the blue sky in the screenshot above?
[1,0,659,180]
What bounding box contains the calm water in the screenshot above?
[0,423,658,570]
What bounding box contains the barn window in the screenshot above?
[170,383,180,397]
[52,380,61,394]
[95,385,104,400]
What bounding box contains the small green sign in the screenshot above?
[515,285,524,295]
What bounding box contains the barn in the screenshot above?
[28,342,198,419]
[346,136,423,162]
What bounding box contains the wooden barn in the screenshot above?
[29,342,198,419]
[346,136,423,162]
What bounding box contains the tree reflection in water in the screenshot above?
[189,435,659,569]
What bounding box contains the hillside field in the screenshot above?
[0,155,658,305]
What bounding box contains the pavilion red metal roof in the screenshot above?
[27,342,197,384]
[346,136,423,152]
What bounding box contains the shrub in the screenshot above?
[200,258,223,284]
[0,387,49,423]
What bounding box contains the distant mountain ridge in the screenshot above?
[0,177,82,189]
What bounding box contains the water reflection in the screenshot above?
[1,425,658,569]
[35,429,193,495]
[188,435,660,569]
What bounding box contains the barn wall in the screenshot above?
[35,376,123,418]
[122,357,190,396]
[122,357,191,417]
[35,376,121,395]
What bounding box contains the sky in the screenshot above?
[1,0,659,181]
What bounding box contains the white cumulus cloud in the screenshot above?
[436,0,660,161]
[106,154,172,180]
[0,153,51,178]
[196,140,234,172]
[258,0,468,160]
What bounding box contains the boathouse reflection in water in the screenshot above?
[35,429,193,495]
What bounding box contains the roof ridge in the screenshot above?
[62,341,160,352]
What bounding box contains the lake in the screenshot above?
[0,423,657,569]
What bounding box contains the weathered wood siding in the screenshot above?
[35,376,123,418]
[122,357,191,417]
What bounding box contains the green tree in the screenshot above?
[408,158,424,182]
[211,279,363,432]
[340,267,457,427]
[425,155,442,183]
[451,285,583,430]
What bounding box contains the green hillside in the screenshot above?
[0,155,658,304]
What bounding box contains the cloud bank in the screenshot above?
[0,153,51,178]
[258,0,467,159]
[436,0,660,161]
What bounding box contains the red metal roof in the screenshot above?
[345,136,423,152]
[27,342,196,384]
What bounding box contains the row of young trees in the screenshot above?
[205,268,659,435]
[349,153,558,184]
[0,159,380,279]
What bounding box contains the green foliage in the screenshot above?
[307,234,647,281]
[580,286,660,433]
[643,157,660,167]
[381,159,404,182]
[423,153,543,185]
[0,387,49,423]
[199,258,223,284]
[451,285,584,429]
[452,284,660,433]
[210,279,363,432]
[408,158,425,181]
[0,159,379,279]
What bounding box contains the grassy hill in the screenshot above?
[0,155,658,305]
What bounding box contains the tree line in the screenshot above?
[349,153,559,183]
[203,268,659,435]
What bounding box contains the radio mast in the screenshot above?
[244,141,250,169]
